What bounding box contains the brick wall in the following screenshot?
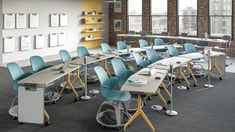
[108,0,235,56]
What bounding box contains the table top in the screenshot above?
[19,64,80,86]
[155,57,191,69]
[71,54,115,65]
[117,34,228,44]
[121,67,168,94]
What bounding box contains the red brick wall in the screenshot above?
[108,0,235,56]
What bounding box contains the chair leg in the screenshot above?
[114,103,121,126]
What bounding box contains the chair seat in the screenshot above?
[106,90,131,102]
[139,60,151,68]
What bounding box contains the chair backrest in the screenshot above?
[184,43,197,53]
[7,63,25,91]
[101,43,112,53]
[7,63,24,81]
[139,39,148,48]
[222,35,231,48]
[77,46,90,57]
[117,41,128,50]
[154,38,165,45]
[146,49,160,63]
[132,52,144,65]
[94,66,109,85]
[128,31,136,34]
[181,33,188,37]
[111,58,127,77]
[161,32,169,36]
[167,45,179,57]
[59,50,72,63]
[30,56,47,72]
[140,31,147,36]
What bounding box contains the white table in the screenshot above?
[19,64,80,125]
[121,63,169,132]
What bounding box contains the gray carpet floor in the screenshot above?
[0,61,235,132]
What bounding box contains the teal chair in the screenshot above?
[154,38,165,45]
[117,41,127,50]
[30,56,52,72]
[184,43,197,53]
[145,49,161,64]
[132,52,151,68]
[7,62,33,119]
[183,43,205,76]
[101,43,112,53]
[167,45,181,57]
[139,39,148,48]
[59,50,72,62]
[111,58,135,87]
[77,46,90,57]
[94,66,131,128]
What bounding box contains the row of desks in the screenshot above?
[17,46,225,128]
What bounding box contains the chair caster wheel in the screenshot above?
[74,98,79,102]
[167,100,171,104]
[101,125,106,129]
[178,80,182,83]
[162,107,167,111]
[19,122,24,125]
[172,83,175,86]
[187,87,190,90]
[52,101,57,104]
[146,96,152,100]
[13,116,17,120]
[44,121,50,126]
[193,84,197,87]
[219,77,223,80]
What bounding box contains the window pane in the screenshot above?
[152,16,167,34]
[178,0,197,15]
[128,0,142,15]
[178,16,197,35]
[129,16,142,32]
[210,0,232,15]
[151,0,167,15]
[210,16,231,37]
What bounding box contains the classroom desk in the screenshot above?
[18,64,80,125]
[179,51,226,79]
[121,63,169,132]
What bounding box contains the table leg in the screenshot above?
[161,83,172,98]
[71,68,85,88]
[124,96,156,132]
[186,62,197,86]
[44,109,50,123]
[60,73,79,99]
[104,60,111,77]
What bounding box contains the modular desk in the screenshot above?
[19,64,80,125]
[179,51,226,79]
[121,63,169,132]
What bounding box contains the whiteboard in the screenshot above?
[3,37,15,53]
[58,33,66,46]
[50,14,59,27]
[60,13,67,27]
[30,14,39,28]
[35,34,44,49]
[49,33,58,47]
[21,36,31,51]
[4,14,15,29]
[16,14,27,29]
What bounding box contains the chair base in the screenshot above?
[44,92,60,103]
[96,101,131,128]
[9,105,18,118]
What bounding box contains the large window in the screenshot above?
[178,0,197,36]
[151,0,168,34]
[128,0,142,32]
[210,0,232,37]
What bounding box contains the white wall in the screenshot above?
[1,0,83,66]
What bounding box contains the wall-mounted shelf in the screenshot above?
[82,30,105,33]
[82,37,104,42]
[83,22,104,25]
[81,14,104,17]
